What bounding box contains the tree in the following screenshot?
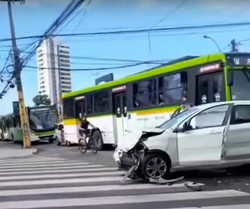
[33,94,51,106]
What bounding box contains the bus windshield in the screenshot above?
[29,109,57,131]
[230,69,250,100]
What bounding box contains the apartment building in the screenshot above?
[36,38,71,112]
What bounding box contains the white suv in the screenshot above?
[113,101,250,179]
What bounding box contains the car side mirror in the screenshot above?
[174,122,187,133]
[183,122,189,131]
[228,71,234,86]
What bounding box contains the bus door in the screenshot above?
[196,71,225,105]
[113,92,127,142]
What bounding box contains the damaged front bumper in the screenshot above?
[113,142,147,178]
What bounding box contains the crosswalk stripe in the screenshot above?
[0,167,119,176]
[0,157,65,162]
[0,176,123,187]
[1,164,106,172]
[0,160,72,166]
[0,190,248,209]
[163,205,250,209]
[0,161,90,168]
[0,171,125,180]
[0,181,202,197]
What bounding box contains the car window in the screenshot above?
[190,105,229,129]
[231,105,250,124]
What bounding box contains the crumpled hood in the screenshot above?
[116,127,165,152]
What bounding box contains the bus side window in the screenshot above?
[75,100,86,118]
[133,79,156,108]
[158,72,188,105]
[63,99,75,119]
[86,94,93,115]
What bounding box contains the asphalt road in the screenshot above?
[0,141,250,209]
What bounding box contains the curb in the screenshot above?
[0,148,40,159]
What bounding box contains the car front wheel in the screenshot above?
[140,153,170,179]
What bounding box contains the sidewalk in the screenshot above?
[0,141,38,159]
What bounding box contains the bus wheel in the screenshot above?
[92,130,103,151]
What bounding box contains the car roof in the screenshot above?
[196,101,250,110]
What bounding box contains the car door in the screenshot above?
[224,104,250,160]
[177,104,230,165]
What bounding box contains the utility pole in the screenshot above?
[2,0,31,148]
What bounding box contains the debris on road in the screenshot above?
[184,182,203,191]
[148,176,184,185]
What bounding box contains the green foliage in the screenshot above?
[33,94,51,106]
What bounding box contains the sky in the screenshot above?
[0,0,250,114]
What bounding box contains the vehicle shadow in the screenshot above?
[170,164,250,187]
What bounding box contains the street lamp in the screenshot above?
[203,35,222,52]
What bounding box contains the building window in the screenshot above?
[59,45,70,49]
[60,55,70,59]
[61,81,71,85]
[93,90,110,114]
[61,77,70,80]
[62,90,71,93]
[61,72,70,76]
[133,79,156,108]
[61,86,71,90]
[158,72,187,105]
[60,63,70,68]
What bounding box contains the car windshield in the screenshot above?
[158,107,198,129]
[29,110,57,131]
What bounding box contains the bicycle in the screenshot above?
[78,128,98,154]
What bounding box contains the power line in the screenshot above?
[24,61,160,71]
[0,0,88,99]
[2,20,250,43]
[57,0,91,34]
[32,52,169,63]
[153,0,189,28]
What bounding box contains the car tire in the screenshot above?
[92,130,103,151]
[140,153,171,180]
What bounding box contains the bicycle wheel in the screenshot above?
[78,138,87,154]
[89,136,98,154]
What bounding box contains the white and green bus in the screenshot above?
[62,53,250,149]
[0,105,58,143]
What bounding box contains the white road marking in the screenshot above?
[0,171,125,180]
[0,190,248,209]
[0,182,203,196]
